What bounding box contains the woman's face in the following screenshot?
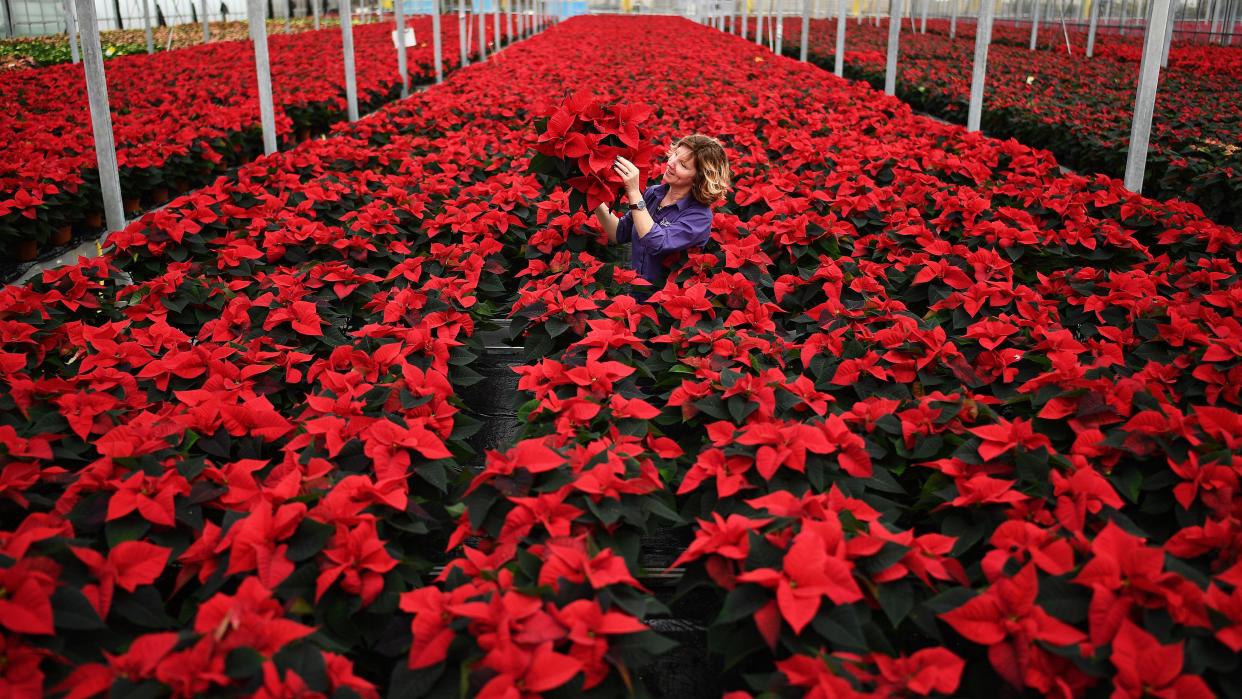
[661,145,697,189]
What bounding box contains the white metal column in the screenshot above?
[885,0,904,94]
[341,0,359,120]
[1123,0,1172,191]
[835,0,846,74]
[967,0,995,131]
[75,0,124,238]
[247,0,278,154]
[433,0,443,82]
[395,0,408,96]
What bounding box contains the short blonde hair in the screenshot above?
[671,134,731,205]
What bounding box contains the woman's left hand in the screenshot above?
[612,156,641,196]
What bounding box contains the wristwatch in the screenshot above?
[629,199,647,212]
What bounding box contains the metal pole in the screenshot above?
[313,0,319,28]
[202,0,210,42]
[507,0,514,41]
[458,0,467,65]
[775,0,784,52]
[741,0,748,37]
[65,0,80,63]
[835,0,846,73]
[2,0,11,38]
[1161,0,1175,64]
[920,0,928,30]
[142,0,154,52]
[1086,0,1099,53]
[341,0,359,120]
[756,1,764,43]
[432,0,443,81]
[247,0,278,154]
[394,0,408,95]
[884,0,904,94]
[967,0,995,130]
[284,0,290,31]
[74,0,125,238]
[801,0,810,58]
[476,0,486,58]
[950,0,959,35]
[1029,0,1040,47]
[1123,0,1171,191]
[1055,0,1071,51]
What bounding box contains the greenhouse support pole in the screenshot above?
[1160,0,1175,65]
[341,0,359,120]
[284,0,290,31]
[1029,0,1040,47]
[884,0,904,94]
[507,0,514,41]
[202,0,210,42]
[920,0,928,31]
[741,0,748,38]
[775,0,783,49]
[950,0,958,36]
[312,0,319,28]
[2,0,11,38]
[458,0,467,65]
[775,0,783,52]
[966,0,994,130]
[113,0,123,28]
[756,4,764,43]
[394,0,408,96]
[475,0,486,60]
[1055,0,1071,52]
[874,0,881,25]
[432,0,443,82]
[1086,0,1098,54]
[1123,0,1171,192]
[74,0,125,239]
[142,0,154,52]
[835,0,846,74]
[246,0,278,154]
[800,0,810,59]
[726,0,733,32]
[65,0,80,63]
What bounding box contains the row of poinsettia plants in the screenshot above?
[0,14,544,264]
[2,12,1241,697]
[757,17,1241,229]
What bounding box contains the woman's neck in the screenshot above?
[665,183,692,203]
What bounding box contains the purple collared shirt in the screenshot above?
[616,184,713,294]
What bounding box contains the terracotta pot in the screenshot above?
[51,225,73,246]
[123,198,141,215]
[151,187,171,205]
[12,238,38,262]
[84,211,104,228]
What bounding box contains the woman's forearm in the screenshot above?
[594,204,619,244]
[628,189,656,238]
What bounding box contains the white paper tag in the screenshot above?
[391,27,417,47]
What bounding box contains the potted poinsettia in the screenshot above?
[529,93,660,214]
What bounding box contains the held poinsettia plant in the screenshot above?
[529,93,660,214]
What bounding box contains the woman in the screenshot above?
[594,134,731,301]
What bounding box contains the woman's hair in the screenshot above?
[671,134,731,205]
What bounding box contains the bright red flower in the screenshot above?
[1109,619,1213,699]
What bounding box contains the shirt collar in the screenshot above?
[654,183,695,211]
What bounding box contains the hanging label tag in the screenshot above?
[391,27,417,47]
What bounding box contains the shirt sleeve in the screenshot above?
[614,186,658,245]
[636,205,713,256]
